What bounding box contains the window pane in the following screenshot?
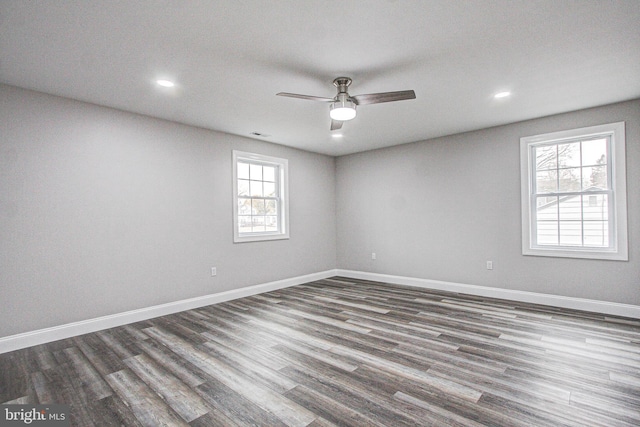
[536,221,558,245]
[252,216,265,232]
[582,166,607,189]
[237,162,250,179]
[238,198,251,215]
[536,171,557,193]
[263,166,276,182]
[535,145,557,170]
[238,216,252,233]
[559,196,581,220]
[558,168,581,192]
[266,216,278,232]
[252,199,265,215]
[581,138,607,167]
[583,221,609,247]
[264,182,276,197]
[249,164,262,180]
[583,194,608,220]
[265,199,277,215]
[250,180,263,197]
[559,221,582,246]
[558,142,580,168]
[238,179,250,196]
[536,196,558,220]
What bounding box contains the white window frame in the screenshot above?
[232,150,289,243]
[520,122,628,260]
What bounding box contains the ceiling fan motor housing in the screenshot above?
[333,77,352,93]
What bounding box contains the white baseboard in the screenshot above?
[0,269,337,354]
[336,269,640,319]
[3,268,638,354]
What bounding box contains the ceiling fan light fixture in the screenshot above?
[329,99,357,121]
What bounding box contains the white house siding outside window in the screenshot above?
[520,122,627,260]
[232,151,289,243]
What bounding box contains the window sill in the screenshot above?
[523,246,627,261]
[234,232,290,243]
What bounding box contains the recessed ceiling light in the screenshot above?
[494,91,511,99]
[331,133,344,138]
[156,79,175,88]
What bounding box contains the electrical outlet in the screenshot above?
[486,261,493,270]
[211,267,217,276]
[371,252,376,260]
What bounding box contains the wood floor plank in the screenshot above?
[63,347,113,400]
[610,370,640,387]
[105,368,190,427]
[0,352,34,403]
[393,391,490,427]
[86,394,146,427]
[145,326,317,427]
[134,339,208,388]
[284,384,387,427]
[1,276,639,426]
[281,364,419,427]
[123,354,210,422]
[353,363,525,427]
[73,334,128,376]
[197,340,298,394]
[195,380,287,427]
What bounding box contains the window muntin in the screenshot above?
[233,151,289,243]
[520,122,627,260]
[237,162,278,233]
[532,136,611,248]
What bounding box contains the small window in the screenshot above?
[233,151,289,243]
[520,122,627,260]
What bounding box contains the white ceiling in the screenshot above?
[1,1,639,156]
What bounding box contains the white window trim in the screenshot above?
[232,150,289,243]
[520,122,628,261]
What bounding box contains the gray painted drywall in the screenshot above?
[2,83,638,339]
[0,84,336,337]
[336,99,640,305]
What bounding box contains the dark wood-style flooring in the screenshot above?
[2,277,640,426]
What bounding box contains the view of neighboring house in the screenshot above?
[536,188,609,247]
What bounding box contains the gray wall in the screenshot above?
[336,99,640,305]
[0,84,336,337]
[2,83,638,339]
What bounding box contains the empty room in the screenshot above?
[1,1,639,426]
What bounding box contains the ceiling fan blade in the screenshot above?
[330,119,343,131]
[352,90,416,105]
[276,92,334,102]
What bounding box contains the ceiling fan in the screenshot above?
[277,77,416,130]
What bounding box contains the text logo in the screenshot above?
[1,405,69,426]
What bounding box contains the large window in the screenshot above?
[233,151,289,243]
[520,122,627,260]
